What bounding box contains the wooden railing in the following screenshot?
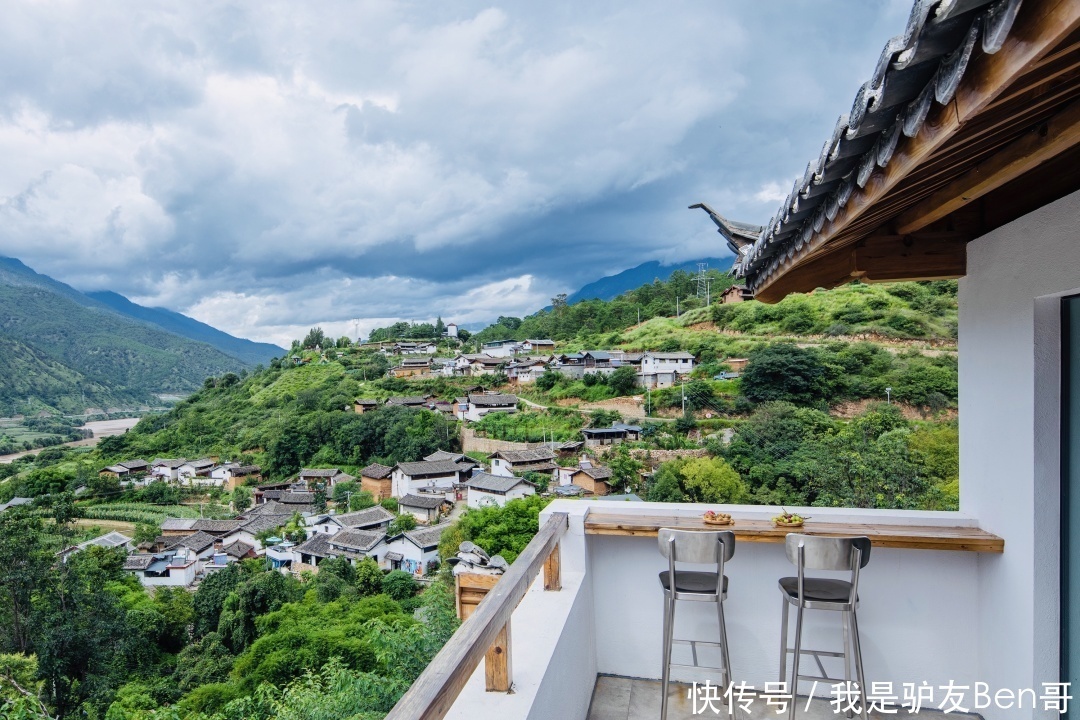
[385,512,569,720]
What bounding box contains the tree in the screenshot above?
[133,522,160,545]
[608,366,639,396]
[380,498,399,513]
[354,559,383,597]
[302,327,326,350]
[332,480,360,504]
[677,457,747,504]
[382,570,418,602]
[217,571,302,653]
[646,464,684,503]
[609,445,644,493]
[434,317,446,336]
[740,343,833,406]
[231,486,252,512]
[349,491,375,511]
[0,508,52,653]
[388,514,417,535]
[192,564,244,637]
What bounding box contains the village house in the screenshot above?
[391,460,469,498]
[568,462,614,496]
[59,531,133,563]
[324,529,384,563]
[374,523,450,576]
[462,393,518,422]
[123,547,198,587]
[466,356,505,377]
[719,284,749,304]
[480,339,520,358]
[252,481,292,504]
[520,339,556,354]
[389,357,431,378]
[465,472,537,508]
[189,519,242,536]
[98,459,150,479]
[505,358,549,384]
[488,448,558,478]
[398,493,447,524]
[638,351,695,388]
[580,422,642,448]
[353,398,379,414]
[391,341,437,355]
[177,458,217,484]
[298,468,354,490]
[385,396,429,408]
[360,463,394,500]
[160,518,197,536]
[333,505,396,533]
[208,463,261,491]
[150,459,186,482]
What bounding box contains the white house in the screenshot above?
[151,459,186,482]
[465,472,537,508]
[298,468,354,490]
[446,322,458,338]
[520,339,555,354]
[488,448,557,478]
[392,460,466,498]
[122,547,198,587]
[480,340,520,358]
[374,523,450,576]
[463,393,518,422]
[638,351,695,388]
[398,493,446,524]
[177,459,217,485]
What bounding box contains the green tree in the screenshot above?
[382,570,418,601]
[646,464,684,503]
[349,491,376,511]
[609,444,644,494]
[677,457,747,504]
[740,343,833,406]
[0,508,52,653]
[608,366,639,396]
[354,559,383,597]
[331,480,360,504]
[388,514,417,535]
[302,327,326,349]
[231,486,252,512]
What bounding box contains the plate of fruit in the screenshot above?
[772,509,808,528]
[702,510,733,526]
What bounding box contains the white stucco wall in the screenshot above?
[960,187,1080,713]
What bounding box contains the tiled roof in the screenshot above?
[292,533,334,559]
[223,540,254,558]
[328,529,383,553]
[191,519,241,533]
[468,393,517,406]
[335,505,396,529]
[361,463,394,479]
[490,448,556,463]
[183,458,216,469]
[467,472,533,494]
[386,396,428,406]
[239,514,292,534]
[166,531,217,554]
[230,465,261,475]
[280,492,315,504]
[396,460,463,477]
[424,450,468,463]
[705,0,1021,291]
[123,554,154,571]
[152,458,187,468]
[161,518,197,531]
[404,522,453,549]
[576,465,613,481]
[644,352,695,360]
[399,493,446,510]
[299,468,342,478]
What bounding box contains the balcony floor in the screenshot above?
[587,676,980,720]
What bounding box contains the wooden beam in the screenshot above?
[384,512,568,720]
[853,235,967,281]
[896,97,1080,233]
[484,622,513,692]
[543,542,561,591]
[753,0,1080,301]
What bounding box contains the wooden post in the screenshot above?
[484,622,512,692]
[543,542,561,591]
[455,572,501,621]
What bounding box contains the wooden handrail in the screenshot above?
[385,512,569,720]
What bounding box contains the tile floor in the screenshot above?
[586,676,981,720]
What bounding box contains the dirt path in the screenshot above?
[0,417,142,464]
[72,518,137,535]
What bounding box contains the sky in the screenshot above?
[0,0,912,347]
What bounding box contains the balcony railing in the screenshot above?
[385,511,568,720]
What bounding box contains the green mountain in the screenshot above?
[85,290,284,365]
[0,258,253,415]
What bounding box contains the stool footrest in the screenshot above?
[669,662,727,673]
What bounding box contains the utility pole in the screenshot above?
[681,382,686,413]
[676,296,680,318]
[696,262,709,299]
[646,386,651,416]
[886,387,893,404]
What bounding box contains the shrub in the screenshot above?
[382,570,418,601]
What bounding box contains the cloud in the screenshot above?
[0,0,913,341]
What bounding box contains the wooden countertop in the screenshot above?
[583,511,1004,553]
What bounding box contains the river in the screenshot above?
[0,417,142,464]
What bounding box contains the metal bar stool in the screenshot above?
[778,533,871,720]
[658,528,735,720]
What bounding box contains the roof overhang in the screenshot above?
[709,0,1080,303]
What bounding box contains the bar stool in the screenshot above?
[779,534,871,720]
[658,529,735,720]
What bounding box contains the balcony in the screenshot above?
[386,500,1004,720]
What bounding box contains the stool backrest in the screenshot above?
[658,529,735,564]
[783,534,871,571]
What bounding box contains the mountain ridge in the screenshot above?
[565,256,731,305]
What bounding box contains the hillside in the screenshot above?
[0,261,253,415]
[86,290,284,365]
[565,257,730,304]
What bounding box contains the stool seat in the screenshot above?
[659,570,728,596]
[779,577,856,604]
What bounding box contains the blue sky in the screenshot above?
[0,0,911,345]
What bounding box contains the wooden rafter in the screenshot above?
[895,97,1080,234]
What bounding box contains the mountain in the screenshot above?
[0,257,254,415]
[85,291,284,366]
[565,256,731,304]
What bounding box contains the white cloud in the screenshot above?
[0,0,908,338]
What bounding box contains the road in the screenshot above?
[0,417,142,464]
